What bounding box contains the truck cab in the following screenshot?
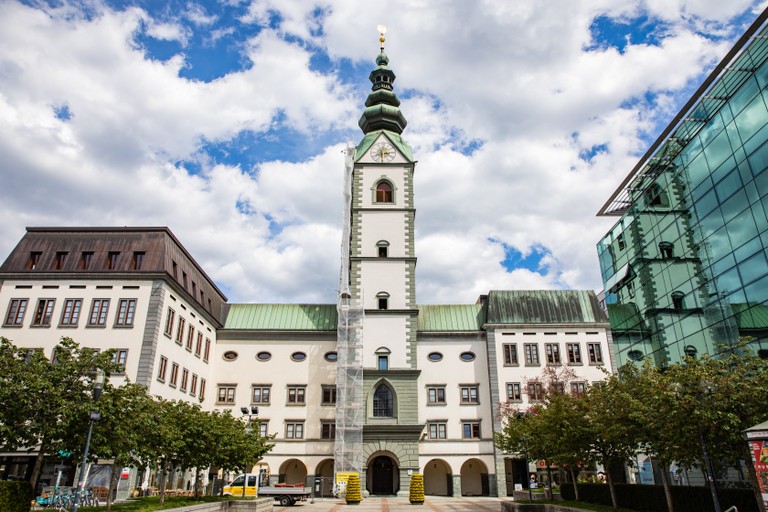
[222,474,258,497]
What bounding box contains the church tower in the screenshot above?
[339,27,423,496]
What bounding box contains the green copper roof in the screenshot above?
[355,130,414,162]
[418,304,487,332]
[731,303,768,329]
[223,304,337,331]
[486,290,608,325]
[358,49,407,135]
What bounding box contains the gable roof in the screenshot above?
[355,130,414,162]
[485,290,608,325]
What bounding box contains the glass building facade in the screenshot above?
[597,10,768,368]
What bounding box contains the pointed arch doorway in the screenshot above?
[368,455,399,495]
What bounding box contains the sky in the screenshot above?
[0,0,765,305]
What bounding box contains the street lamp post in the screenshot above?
[239,407,259,498]
[72,371,104,512]
[516,412,533,502]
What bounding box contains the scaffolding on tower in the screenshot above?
[334,144,364,477]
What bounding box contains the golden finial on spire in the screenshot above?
[377,24,387,51]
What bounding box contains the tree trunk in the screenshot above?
[659,462,674,512]
[29,438,48,492]
[158,461,168,505]
[106,463,119,510]
[569,466,580,501]
[605,465,619,511]
[743,442,767,512]
[194,468,200,498]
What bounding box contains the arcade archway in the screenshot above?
[279,459,307,485]
[460,459,489,496]
[423,459,452,496]
[314,459,335,497]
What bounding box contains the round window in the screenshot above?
[459,351,476,362]
[324,351,338,362]
[627,350,644,361]
[427,352,443,362]
[291,351,307,362]
[256,351,272,361]
[222,351,238,361]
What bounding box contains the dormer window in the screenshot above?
[28,252,41,270]
[375,181,393,203]
[132,252,145,270]
[376,292,390,310]
[53,252,67,270]
[107,252,120,270]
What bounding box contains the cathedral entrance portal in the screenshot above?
[368,455,398,495]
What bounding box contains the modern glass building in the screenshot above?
[597,8,768,368]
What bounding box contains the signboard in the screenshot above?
[121,468,131,479]
[335,472,356,498]
[749,440,768,508]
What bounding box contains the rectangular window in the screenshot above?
[80,252,93,270]
[88,299,110,326]
[285,422,304,439]
[164,308,175,337]
[588,343,604,364]
[157,356,168,382]
[186,325,195,351]
[32,299,55,326]
[132,252,145,270]
[5,298,28,326]
[545,343,560,364]
[503,343,518,366]
[551,381,565,394]
[199,378,206,401]
[182,272,188,289]
[427,386,446,404]
[252,385,271,404]
[116,299,136,326]
[190,374,198,395]
[462,421,481,439]
[60,299,82,326]
[112,349,128,369]
[107,252,120,270]
[506,382,522,402]
[378,355,389,370]
[258,421,268,437]
[571,382,587,396]
[195,332,203,357]
[170,363,179,387]
[287,386,306,404]
[460,385,479,404]
[322,385,337,405]
[217,385,236,404]
[27,252,41,270]
[53,252,67,270]
[203,338,211,362]
[528,382,544,402]
[175,317,185,345]
[567,343,582,364]
[428,422,447,439]
[321,421,336,440]
[172,261,178,279]
[180,368,189,392]
[524,344,540,366]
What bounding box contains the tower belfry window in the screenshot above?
[377,240,390,258]
[376,292,390,310]
[375,181,393,203]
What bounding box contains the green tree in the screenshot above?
[0,337,120,490]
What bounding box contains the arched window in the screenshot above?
[377,240,390,258]
[659,242,674,259]
[376,291,390,310]
[645,183,668,207]
[671,291,685,311]
[373,384,394,417]
[375,181,393,203]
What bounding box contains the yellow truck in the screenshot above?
[222,475,311,506]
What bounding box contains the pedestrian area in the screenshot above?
[285,496,506,511]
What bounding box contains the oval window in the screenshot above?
[627,350,644,361]
[256,351,272,361]
[459,351,476,362]
[324,351,338,362]
[291,351,307,362]
[222,351,238,361]
[427,352,443,362]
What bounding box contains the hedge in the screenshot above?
[0,480,33,512]
[560,482,759,512]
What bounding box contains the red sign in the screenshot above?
[748,441,768,507]
[121,468,130,479]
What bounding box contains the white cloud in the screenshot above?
[0,0,763,306]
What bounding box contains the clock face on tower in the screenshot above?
[370,141,396,163]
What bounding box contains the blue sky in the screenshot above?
[0,0,765,303]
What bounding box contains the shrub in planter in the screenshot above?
[0,480,33,512]
[409,473,425,504]
[345,473,362,505]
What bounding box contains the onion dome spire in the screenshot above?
[358,25,408,135]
